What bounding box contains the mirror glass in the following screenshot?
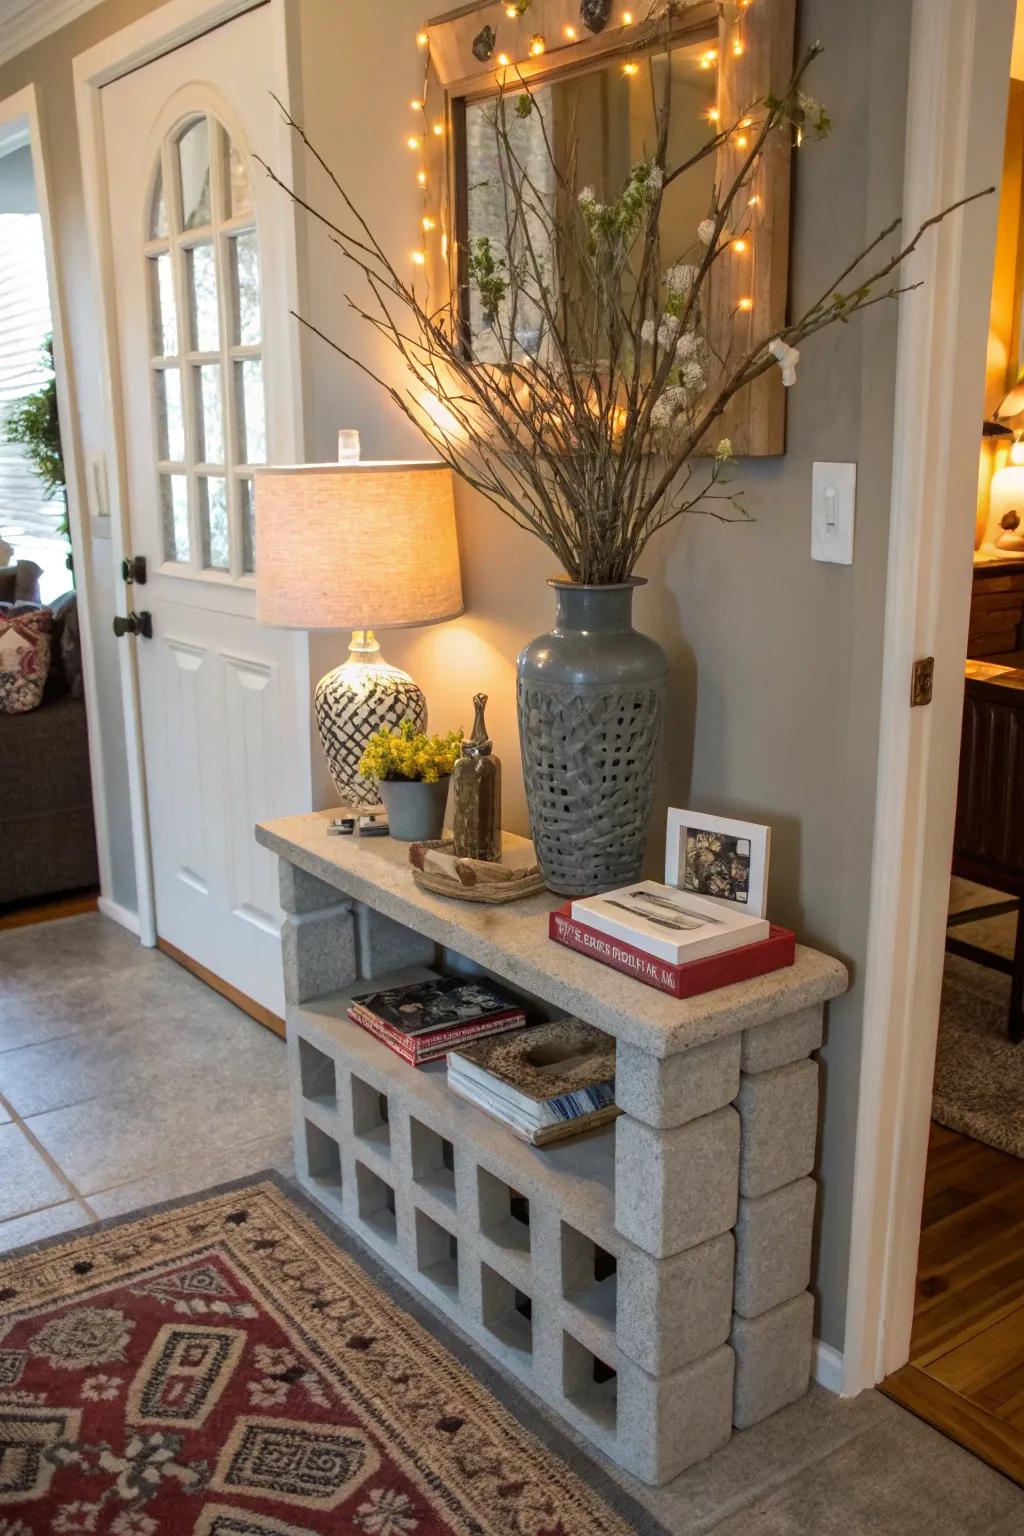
[462,36,717,363]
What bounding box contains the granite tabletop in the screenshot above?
[256,810,849,1058]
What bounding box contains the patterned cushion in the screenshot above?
[0,607,53,714]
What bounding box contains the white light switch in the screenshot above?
[811,461,856,565]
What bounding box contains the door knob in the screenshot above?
[121,554,147,585]
[112,610,153,639]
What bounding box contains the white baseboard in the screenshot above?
[812,1338,844,1394]
[97,896,142,938]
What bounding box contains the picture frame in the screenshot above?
[664,807,771,918]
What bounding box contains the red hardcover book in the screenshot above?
[347,1007,527,1066]
[549,905,795,999]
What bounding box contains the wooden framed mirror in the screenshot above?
[423,0,797,456]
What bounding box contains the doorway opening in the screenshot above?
[0,114,99,921]
[881,3,1024,1483]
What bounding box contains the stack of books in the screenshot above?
[347,974,526,1067]
[447,1019,618,1146]
[551,879,795,998]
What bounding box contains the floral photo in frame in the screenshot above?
[664,807,771,919]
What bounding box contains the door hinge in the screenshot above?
[911,656,934,707]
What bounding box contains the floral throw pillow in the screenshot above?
[0,607,53,713]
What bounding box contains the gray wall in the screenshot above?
[297,0,916,1350]
[0,143,37,212]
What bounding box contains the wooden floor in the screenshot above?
[0,890,99,931]
[882,1121,1024,1484]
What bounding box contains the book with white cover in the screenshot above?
[571,880,771,965]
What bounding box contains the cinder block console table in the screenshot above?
[256,811,848,1485]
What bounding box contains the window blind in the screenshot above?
[0,211,60,591]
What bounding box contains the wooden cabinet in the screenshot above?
[967,562,1024,659]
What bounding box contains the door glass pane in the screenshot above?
[155,368,185,462]
[227,138,253,218]
[241,477,255,573]
[230,230,261,346]
[150,168,168,239]
[237,359,266,463]
[187,243,219,353]
[195,364,223,463]
[178,116,211,230]
[199,476,229,570]
[149,252,178,356]
[161,474,190,562]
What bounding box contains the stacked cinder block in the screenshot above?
[278,855,835,1487]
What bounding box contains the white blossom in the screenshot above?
[681,360,707,394]
[578,186,598,209]
[651,387,688,432]
[698,218,716,246]
[657,314,681,347]
[665,262,699,294]
[646,164,664,193]
[675,330,703,362]
[640,318,656,344]
[715,437,733,461]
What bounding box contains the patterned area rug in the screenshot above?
[934,905,1024,1159]
[0,1178,652,1536]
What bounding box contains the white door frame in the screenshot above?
[0,84,116,912]
[841,0,1017,1395]
[72,0,309,946]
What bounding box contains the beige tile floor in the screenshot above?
[0,912,294,1250]
[3,912,1024,1534]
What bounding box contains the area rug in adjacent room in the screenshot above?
[934,904,1024,1158]
[0,1178,654,1536]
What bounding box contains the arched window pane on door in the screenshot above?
[145,111,264,576]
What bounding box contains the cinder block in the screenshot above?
[740,1006,823,1074]
[617,1345,735,1484]
[355,904,436,977]
[279,858,352,916]
[616,1035,740,1129]
[731,1291,814,1429]
[736,1059,818,1198]
[734,1178,815,1318]
[618,1231,734,1374]
[282,908,358,1004]
[615,1107,739,1257]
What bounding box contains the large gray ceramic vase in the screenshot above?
[517,580,667,896]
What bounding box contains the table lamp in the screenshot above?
[254,459,463,806]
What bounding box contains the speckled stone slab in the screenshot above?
[257,811,848,1059]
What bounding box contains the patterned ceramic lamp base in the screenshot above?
[315,632,427,807]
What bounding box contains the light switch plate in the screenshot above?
[811,461,857,564]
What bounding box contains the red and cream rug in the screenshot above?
[0,1179,647,1536]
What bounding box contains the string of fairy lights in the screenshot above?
[407,3,760,313]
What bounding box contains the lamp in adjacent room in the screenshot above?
[254,459,463,805]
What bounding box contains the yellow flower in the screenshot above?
[358,718,463,784]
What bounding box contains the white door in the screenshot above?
[100,5,309,1016]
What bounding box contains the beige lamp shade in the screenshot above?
[254,461,463,630]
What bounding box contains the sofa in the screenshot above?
[0,562,99,904]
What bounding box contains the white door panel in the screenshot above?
[100,4,306,1015]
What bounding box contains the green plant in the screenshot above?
[5,335,70,569]
[359,718,464,783]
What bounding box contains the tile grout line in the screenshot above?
[0,1087,98,1222]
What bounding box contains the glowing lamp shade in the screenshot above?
[254,461,463,631]
[253,460,463,807]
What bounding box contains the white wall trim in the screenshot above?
[72,0,308,950]
[841,0,1015,1395]
[812,1339,844,1397]
[97,895,142,936]
[0,0,105,70]
[0,84,116,911]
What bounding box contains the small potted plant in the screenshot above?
[359,719,463,841]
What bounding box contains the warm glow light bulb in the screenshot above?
[433,122,444,136]
[505,3,517,14]
[529,33,546,54]
[411,250,426,267]
[748,193,760,207]
[417,170,427,187]
[564,22,577,37]
[417,30,428,45]
[707,107,720,123]
[738,296,753,311]
[623,59,639,75]
[733,39,745,55]
[422,216,436,231]
[407,136,421,150]
[497,51,510,66]
[622,9,634,21]
[411,99,422,111]
[733,238,748,253]
[736,134,749,148]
